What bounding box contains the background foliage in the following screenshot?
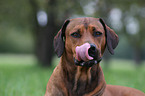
[0,0,145,65]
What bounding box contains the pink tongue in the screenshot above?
[75,43,93,62]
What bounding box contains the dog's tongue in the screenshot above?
[76,43,93,62]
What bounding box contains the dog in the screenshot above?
[45,17,145,96]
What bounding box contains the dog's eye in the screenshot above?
[71,32,81,38]
[93,31,102,37]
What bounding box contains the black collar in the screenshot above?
[74,58,102,67]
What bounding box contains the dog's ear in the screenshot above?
[54,19,70,57]
[99,18,119,55]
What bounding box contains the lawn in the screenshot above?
[0,54,145,96]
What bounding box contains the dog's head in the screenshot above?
[54,17,119,67]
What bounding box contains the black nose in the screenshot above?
[88,44,97,59]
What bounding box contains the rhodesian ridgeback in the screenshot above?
[45,17,145,96]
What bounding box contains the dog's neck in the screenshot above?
[60,52,106,96]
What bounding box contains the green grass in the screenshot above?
[101,59,145,93]
[0,54,145,96]
[0,54,56,96]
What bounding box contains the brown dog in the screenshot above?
[45,17,145,96]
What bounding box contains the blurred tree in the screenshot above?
[0,0,33,53]
[123,10,145,65]
[0,0,145,67]
[29,0,84,66]
[29,0,58,66]
[108,0,145,65]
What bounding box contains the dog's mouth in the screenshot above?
[74,43,102,67]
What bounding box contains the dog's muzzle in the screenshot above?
[75,43,102,67]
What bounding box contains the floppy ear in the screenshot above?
[54,20,70,57]
[99,18,119,55]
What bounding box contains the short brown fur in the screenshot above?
[45,17,145,96]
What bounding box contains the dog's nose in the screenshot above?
[88,44,96,59]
